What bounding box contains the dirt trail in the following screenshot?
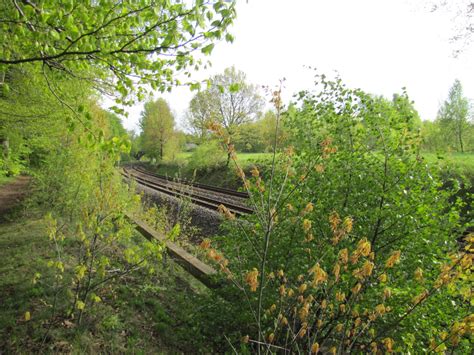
[0,176,31,217]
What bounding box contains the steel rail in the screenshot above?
[122,169,253,216]
[132,165,249,199]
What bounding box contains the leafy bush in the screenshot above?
[204,75,473,353]
[188,140,226,173]
[20,82,167,326]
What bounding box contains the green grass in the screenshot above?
[234,152,273,165]
[0,175,14,187]
[142,152,273,190]
[174,151,272,166]
[179,151,474,171]
[422,152,474,176]
[0,207,228,352]
[0,217,58,352]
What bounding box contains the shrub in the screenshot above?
[30,107,168,327]
[188,140,226,173]
[204,75,473,353]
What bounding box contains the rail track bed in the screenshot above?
[133,165,249,199]
[122,166,253,216]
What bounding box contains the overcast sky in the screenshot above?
[115,0,474,132]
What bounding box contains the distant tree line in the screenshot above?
[135,71,472,168]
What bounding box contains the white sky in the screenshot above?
[116,0,474,132]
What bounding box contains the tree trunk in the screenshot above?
[458,127,464,153]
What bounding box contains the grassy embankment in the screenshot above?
[143,152,273,190]
[144,151,474,188]
[1,152,472,351]
[0,204,229,352]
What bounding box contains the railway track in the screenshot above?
[133,165,249,198]
[122,167,253,216]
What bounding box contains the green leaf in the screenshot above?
[190,82,201,91]
[229,83,240,93]
[2,83,10,95]
[50,30,60,40]
[225,33,234,43]
[167,223,181,242]
[201,43,214,55]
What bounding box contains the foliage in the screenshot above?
[0,67,66,176]
[187,66,264,162]
[31,100,160,327]
[0,0,239,351]
[0,0,236,104]
[233,110,288,153]
[427,0,473,56]
[391,90,422,130]
[186,90,216,140]
[206,66,264,135]
[127,130,145,161]
[205,74,472,353]
[139,98,175,162]
[106,111,128,138]
[188,140,226,172]
[0,62,165,336]
[0,212,228,353]
[0,66,131,175]
[420,120,445,152]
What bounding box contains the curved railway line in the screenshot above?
[133,165,249,198]
[122,166,253,216]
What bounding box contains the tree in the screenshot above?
[186,90,216,140]
[0,0,236,102]
[420,120,444,151]
[437,79,471,152]
[188,66,264,164]
[256,110,288,151]
[232,110,288,152]
[139,98,175,162]
[209,67,264,135]
[392,90,421,130]
[427,0,473,56]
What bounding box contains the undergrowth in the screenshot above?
[0,206,226,353]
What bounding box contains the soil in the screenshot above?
[0,176,31,219]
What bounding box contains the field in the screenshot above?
[176,151,474,169]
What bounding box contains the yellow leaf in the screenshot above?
[311,342,320,353]
[24,311,31,321]
[75,265,87,280]
[91,293,102,303]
